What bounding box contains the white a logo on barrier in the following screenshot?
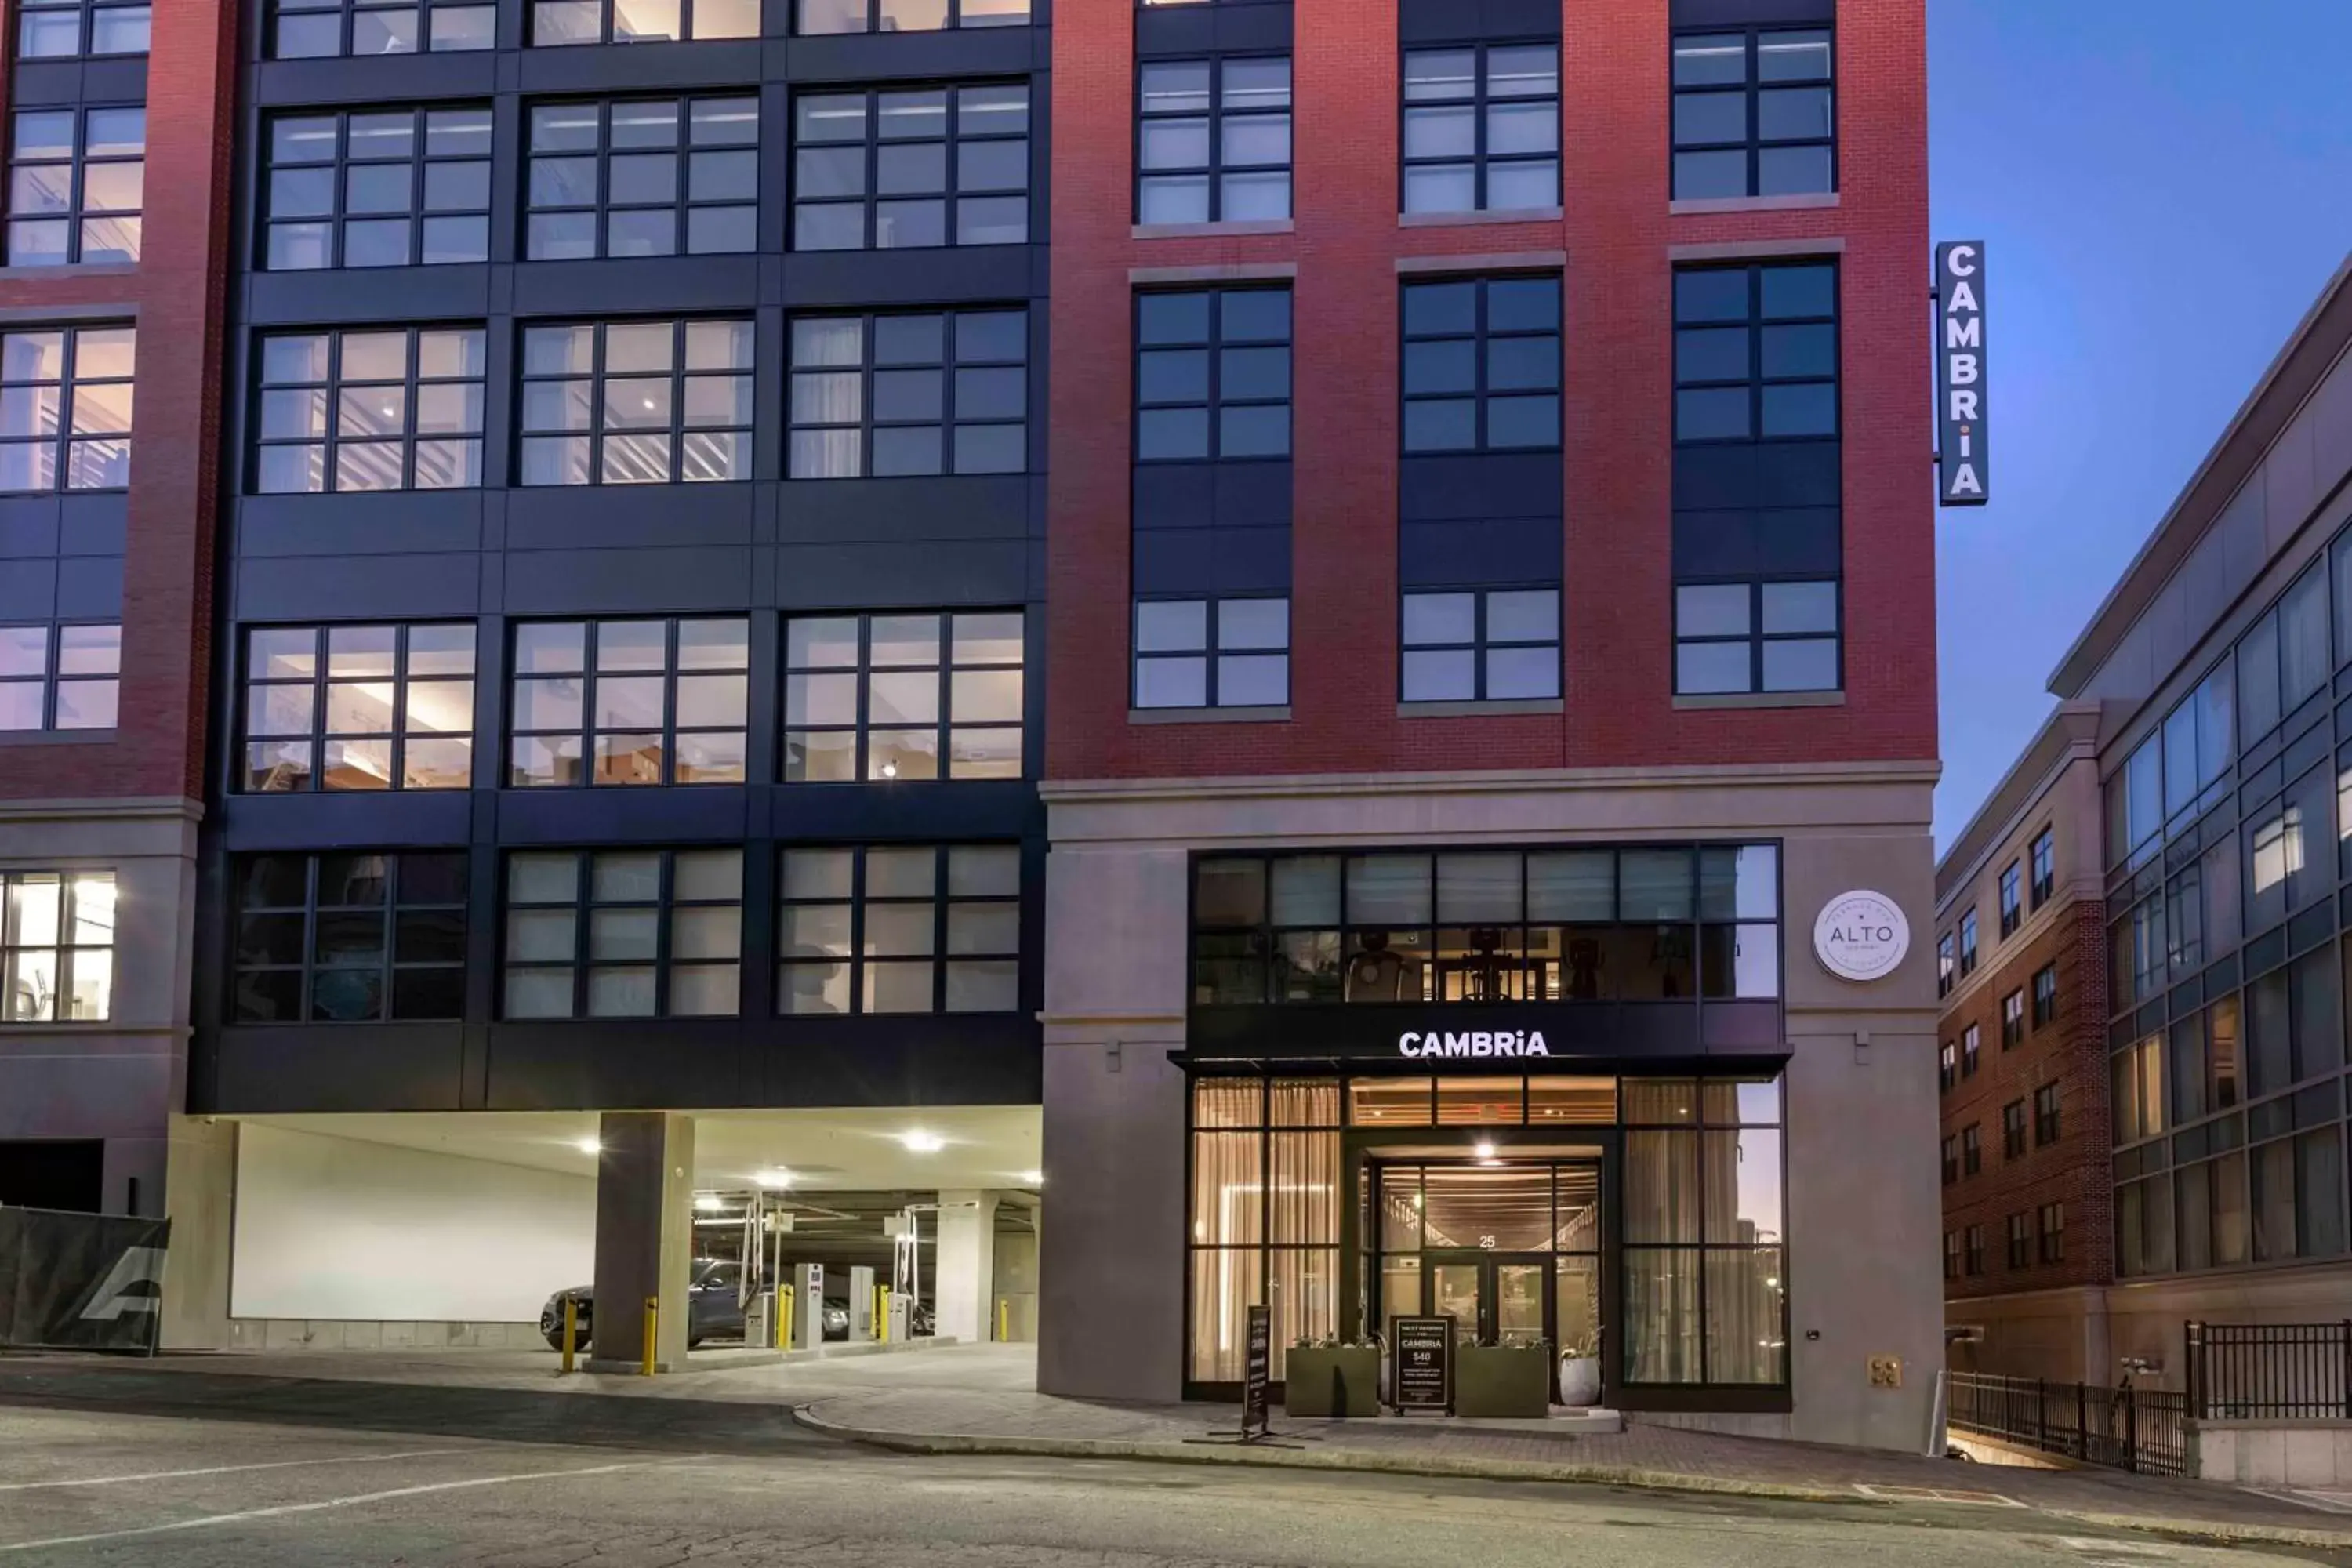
[80,1245,165,1320]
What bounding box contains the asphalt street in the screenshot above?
[1,1403,2348,1568]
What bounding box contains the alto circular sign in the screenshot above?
[1813,890,1909,982]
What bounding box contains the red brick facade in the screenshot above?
[1044,0,1933,783]
[0,0,237,802]
[1940,898,2114,1298]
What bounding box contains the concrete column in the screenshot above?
[935,1190,1000,1344]
[158,1114,237,1350]
[587,1112,694,1374]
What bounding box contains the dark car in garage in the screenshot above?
[541,1261,850,1351]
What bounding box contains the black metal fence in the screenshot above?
[2187,1320,2352,1421]
[1947,1373,2187,1477]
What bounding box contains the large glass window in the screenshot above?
[1186,1079,1341,1384]
[1132,597,1288,710]
[509,618,748,787]
[1670,27,1833,199]
[782,610,1024,782]
[1674,261,1838,444]
[531,0,760,45]
[0,325,132,492]
[527,96,757,260]
[269,0,495,57]
[254,328,485,494]
[1673,579,1839,697]
[1399,589,1560,702]
[263,107,491,271]
[777,844,1020,1014]
[518,318,753,485]
[0,622,118,731]
[2030,826,2056,907]
[1190,844,1780,1007]
[1998,862,2020,938]
[1137,56,1290,224]
[503,848,742,1018]
[0,870,114,1022]
[1134,287,1291,460]
[241,623,475,793]
[16,1,149,59]
[792,84,1030,250]
[1400,275,1561,453]
[1400,44,1558,215]
[5,105,142,267]
[787,309,1029,477]
[1623,1078,1785,1385]
[232,852,466,1023]
[797,0,1028,31]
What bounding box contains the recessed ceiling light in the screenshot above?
[1019,1169,1044,1185]
[880,760,899,779]
[694,1194,723,1213]
[755,1167,793,1189]
[1474,1141,1497,1160]
[575,1138,601,1156]
[900,1130,944,1154]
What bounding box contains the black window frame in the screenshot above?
[528,0,762,46]
[1399,40,1561,216]
[500,847,746,1020]
[1998,861,2021,938]
[2005,1211,2028,1269]
[1958,909,1978,975]
[1672,578,1842,699]
[2031,962,2057,1029]
[231,851,468,1025]
[794,0,1030,34]
[2030,826,2056,908]
[0,322,133,495]
[1132,595,1290,710]
[2037,1201,2065,1265]
[261,104,492,273]
[0,620,119,733]
[1671,259,1839,448]
[267,0,497,59]
[781,608,1026,783]
[2034,1081,2061,1146]
[777,843,1022,1017]
[1964,1223,1984,1276]
[1669,24,1835,201]
[0,868,116,1022]
[786,307,1030,480]
[1134,53,1293,226]
[1962,1123,1981,1176]
[1133,285,1293,463]
[14,0,149,60]
[2002,1099,2026,1159]
[252,325,488,495]
[790,80,1033,252]
[1961,1022,1980,1078]
[1399,586,1562,704]
[506,615,750,789]
[240,622,477,794]
[5,102,143,268]
[524,94,759,263]
[1399,272,1563,456]
[517,316,755,487]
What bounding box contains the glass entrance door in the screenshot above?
[1425,1252,1548,1348]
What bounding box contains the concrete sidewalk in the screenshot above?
[11,1341,2352,1551]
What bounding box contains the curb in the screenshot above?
[787,1406,2352,1552]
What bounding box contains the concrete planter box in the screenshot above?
[1457,1345,1550,1418]
[1284,1345,1381,1417]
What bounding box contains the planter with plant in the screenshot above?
[1283,1335,1381,1417]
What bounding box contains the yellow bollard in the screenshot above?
[641,1296,657,1376]
[876,1286,888,1344]
[776,1284,791,1350]
[997,1298,1009,1343]
[561,1298,579,1374]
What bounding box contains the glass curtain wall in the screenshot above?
[1621,1078,1785,1385]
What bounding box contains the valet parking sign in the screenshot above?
[1936,241,1988,506]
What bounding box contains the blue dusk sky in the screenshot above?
[1929,2,2352,851]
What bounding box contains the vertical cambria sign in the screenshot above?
[1936,241,1988,506]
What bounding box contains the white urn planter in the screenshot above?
[1559,1353,1602,1408]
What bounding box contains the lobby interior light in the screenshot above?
[1019,1169,1044,1185]
[1473,1141,1497,1160]
[575,1138,601,1156]
[900,1129,945,1154]
[694,1194,723,1213]
[755,1167,794,1189]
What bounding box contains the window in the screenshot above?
[1137,56,1290,223]
[1936,1040,1955,1094]
[1134,288,1291,460]
[2005,1212,2028,1269]
[2001,1099,2025,1159]
[0,325,132,492]
[503,849,742,1018]
[0,870,113,1021]
[1998,862,2020,938]
[1399,44,1559,215]
[525,97,757,261]
[232,853,466,1022]
[241,624,475,793]
[1962,1123,1980,1176]
[1674,262,1837,445]
[1400,589,1559,702]
[783,610,1024,782]
[788,309,1028,477]
[1673,579,1838,697]
[518,318,753,485]
[1670,26,1833,199]
[778,844,1020,1015]
[254,328,485,494]
[269,0,495,56]
[2037,1202,2064,1265]
[797,0,1028,32]
[1936,931,1954,998]
[1133,597,1288,710]
[1940,1134,1957,1187]
[2030,826,2055,908]
[6,105,141,267]
[16,1,149,59]
[1958,909,1977,975]
[0,623,118,731]
[2031,962,2057,1028]
[509,618,749,787]
[531,0,760,45]
[1964,1223,1984,1276]
[2034,1081,2060,1146]
[1399,274,1561,452]
[263,108,491,271]
[792,83,1030,250]
[1941,1229,1958,1280]
[1961,1022,1980,1078]
[1999,987,2024,1049]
